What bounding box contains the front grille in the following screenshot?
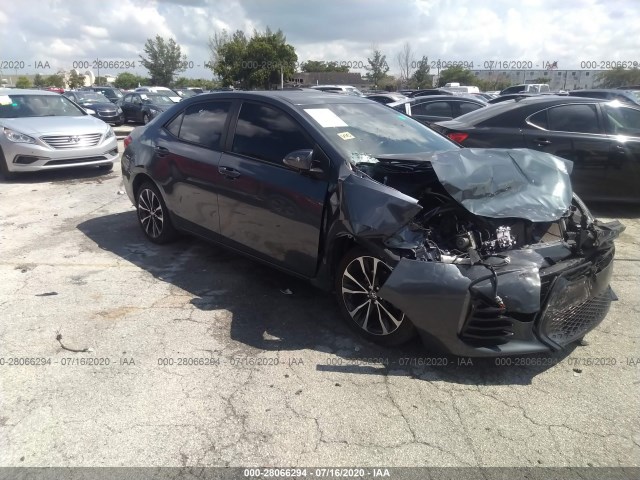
[41,133,103,149]
[44,156,108,166]
[97,110,117,117]
[541,289,612,345]
[460,305,514,343]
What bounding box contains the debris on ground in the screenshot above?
[55,331,90,353]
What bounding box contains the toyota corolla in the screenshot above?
[121,91,624,356]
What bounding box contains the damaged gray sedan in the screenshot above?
[121,91,624,356]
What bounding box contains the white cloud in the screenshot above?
[0,0,637,80]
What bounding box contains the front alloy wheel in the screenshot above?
[336,249,416,346]
[136,182,177,244]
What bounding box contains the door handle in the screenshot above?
[218,166,241,179]
[154,146,169,157]
[535,138,552,146]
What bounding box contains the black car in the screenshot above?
[81,86,124,104]
[389,95,486,126]
[63,91,124,125]
[365,93,407,105]
[119,92,175,124]
[405,88,453,98]
[121,91,623,357]
[568,89,640,106]
[431,96,640,203]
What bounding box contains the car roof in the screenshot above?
[436,96,636,128]
[0,88,59,96]
[183,90,373,106]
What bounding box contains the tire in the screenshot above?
[135,182,178,244]
[98,162,113,172]
[142,113,150,125]
[335,248,417,346]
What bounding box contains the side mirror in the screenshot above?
[283,149,314,171]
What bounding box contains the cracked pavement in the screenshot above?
[0,142,638,467]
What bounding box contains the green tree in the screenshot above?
[139,35,187,86]
[67,70,85,89]
[596,67,640,88]
[33,73,45,88]
[532,77,551,84]
[94,76,109,85]
[437,66,476,87]
[365,48,389,88]
[209,29,249,87]
[114,72,145,89]
[45,74,65,88]
[299,61,349,73]
[409,56,432,88]
[210,28,297,89]
[15,76,32,88]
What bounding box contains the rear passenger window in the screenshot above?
[458,102,483,115]
[528,110,548,129]
[232,102,312,164]
[547,104,600,133]
[412,101,452,117]
[165,113,183,137]
[178,101,231,150]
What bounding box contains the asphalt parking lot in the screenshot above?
[0,137,638,468]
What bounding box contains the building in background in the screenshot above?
[471,69,601,90]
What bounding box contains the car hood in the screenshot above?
[353,148,574,224]
[0,115,109,135]
[425,148,574,222]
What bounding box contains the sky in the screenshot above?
[0,0,638,80]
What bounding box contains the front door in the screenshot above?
[217,101,329,277]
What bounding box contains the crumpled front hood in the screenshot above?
[427,148,574,222]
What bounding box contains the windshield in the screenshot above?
[628,90,640,102]
[0,94,86,118]
[96,88,122,98]
[76,92,110,103]
[141,94,174,105]
[302,102,457,165]
[176,89,197,98]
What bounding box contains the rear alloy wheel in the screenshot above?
[136,182,177,244]
[336,249,416,346]
[142,113,150,125]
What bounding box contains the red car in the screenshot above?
[45,86,64,94]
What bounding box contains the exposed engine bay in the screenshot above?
[355,156,601,265]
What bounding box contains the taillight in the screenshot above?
[447,132,469,144]
[123,135,132,149]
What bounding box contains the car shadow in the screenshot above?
[77,211,582,386]
[588,202,639,220]
[0,166,117,185]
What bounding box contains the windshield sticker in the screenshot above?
[0,95,12,105]
[304,108,348,128]
[337,132,355,140]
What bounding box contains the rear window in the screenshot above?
[447,101,520,126]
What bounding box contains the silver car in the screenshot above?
[0,88,118,179]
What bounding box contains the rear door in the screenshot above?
[152,100,234,234]
[523,103,612,200]
[217,101,329,276]
[602,103,640,201]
